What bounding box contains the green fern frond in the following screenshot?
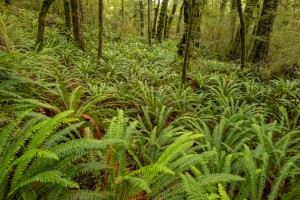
[218,184,230,200]
[9,171,79,197]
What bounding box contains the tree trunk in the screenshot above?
[148,0,152,46]
[236,0,245,68]
[156,0,168,42]
[228,0,237,53]
[63,0,72,39]
[152,0,161,36]
[177,0,189,56]
[139,0,144,36]
[182,0,194,86]
[98,0,103,59]
[5,0,11,5]
[70,0,86,51]
[191,0,202,47]
[121,0,125,19]
[176,2,184,34]
[248,0,280,63]
[165,0,179,38]
[36,0,56,49]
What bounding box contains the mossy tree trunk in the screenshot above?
[229,0,237,47]
[176,2,184,34]
[152,0,161,36]
[182,0,194,86]
[36,0,56,49]
[98,0,103,59]
[236,0,246,68]
[121,0,125,19]
[165,0,179,38]
[248,0,280,63]
[70,0,86,51]
[139,0,144,36]
[190,0,203,48]
[178,0,189,56]
[156,0,169,42]
[148,0,152,46]
[63,0,72,39]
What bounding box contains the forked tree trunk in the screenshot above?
[70,0,86,51]
[98,0,103,59]
[148,0,152,46]
[36,0,56,49]
[248,0,280,63]
[156,0,168,42]
[165,0,179,38]
[236,0,246,68]
[139,0,144,36]
[152,0,161,36]
[230,0,259,59]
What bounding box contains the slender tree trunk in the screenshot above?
[98,0,103,59]
[70,0,86,51]
[163,14,168,38]
[79,0,84,22]
[228,0,237,53]
[176,2,184,34]
[165,0,179,38]
[191,0,202,47]
[5,0,11,5]
[152,0,161,36]
[63,0,72,39]
[178,0,189,56]
[156,0,168,42]
[121,0,125,19]
[182,0,193,86]
[248,0,280,63]
[36,0,56,49]
[236,0,246,68]
[148,0,152,46]
[139,0,144,36]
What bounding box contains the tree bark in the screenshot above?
[248,0,280,63]
[182,0,194,86]
[165,0,179,38]
[176,2,184,34]
[36,0,56,49]
[152,0,161,36]
[156,0,168,42]
[70,0,86,51]
[228,0,237,53]
[5,0,11,5]
[148,0,152,46]
[98,0,103,59]
[236,0,246,68]
[63,0,72,39]
[177,0,189,56]
[121,0,125,19]
[139,0,144,36]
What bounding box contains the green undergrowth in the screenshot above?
[1,5,300,200]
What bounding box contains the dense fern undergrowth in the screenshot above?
[1,6,300,200]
